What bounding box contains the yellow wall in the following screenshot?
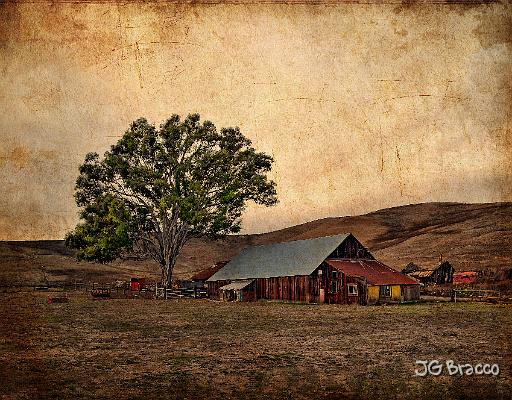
[368,285,402,304]
[391,285,401,300]
[368,286,380,302]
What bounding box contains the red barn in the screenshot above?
[207,234,419,305]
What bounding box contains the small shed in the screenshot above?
[130,277,145,291]
[407,261,454,285]
[219,280,255,302]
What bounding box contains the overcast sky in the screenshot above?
[0,1,510,240]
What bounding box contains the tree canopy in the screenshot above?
[65,114,278,287]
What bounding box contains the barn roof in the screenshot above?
[326,259,419,285]
[190,261,228,281]
[207,234,351,282]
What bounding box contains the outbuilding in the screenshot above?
[453,271,479,285]
[207,234,419,305]
[405,261,455,285]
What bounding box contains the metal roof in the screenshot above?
[326,259,420,286]
[453,271,478,277]
[207,234,350,282]
[409,270,435,278]
[219,280,254,291]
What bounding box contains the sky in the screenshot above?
[0,1,511,240]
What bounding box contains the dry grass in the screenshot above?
[0,292,510,399]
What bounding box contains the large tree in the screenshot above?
[65,114,277,292]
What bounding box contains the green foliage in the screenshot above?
[65,195,132,263]
[66,114,278,280]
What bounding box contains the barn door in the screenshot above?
[319,289,325,303]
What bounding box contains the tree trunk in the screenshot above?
[161,264,170,299]
[161,257,177,300]
[158,221,189,300]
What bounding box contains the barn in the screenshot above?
[405,261,455,285]
[207,234,419,305]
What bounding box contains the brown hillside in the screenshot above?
[0,202,510,286]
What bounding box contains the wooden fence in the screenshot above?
[32,280,208,300]
[453,289,500,302]
[155,285,208,299]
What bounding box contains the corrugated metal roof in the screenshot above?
[326,259,419,285]
[207,234,350,282]
[219,280,254,291]
[453,271,478,278]
[409,270,435,278]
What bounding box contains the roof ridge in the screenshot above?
[251,233,352,248]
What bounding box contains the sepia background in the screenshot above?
[1,0,511,240]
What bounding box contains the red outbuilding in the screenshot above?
[130,277,145,291]
[453,271,478,285]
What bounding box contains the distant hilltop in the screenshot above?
[0,202,510,286]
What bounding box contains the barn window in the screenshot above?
[332,271,338,279]
[379,285,391,297]
[348,284,358,295]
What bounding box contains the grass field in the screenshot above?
[0,292,510,400]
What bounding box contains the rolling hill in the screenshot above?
[1,202,511,287]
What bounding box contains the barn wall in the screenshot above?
[367,284,420,304]
[211,279,419,304]
[324,263,345,304]
[345,276,367,305]
[207,262,356,304]
[254,275,314,303]
[403,285,420,301]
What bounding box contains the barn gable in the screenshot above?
[326,234,374,260]
[207,233,373,282]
